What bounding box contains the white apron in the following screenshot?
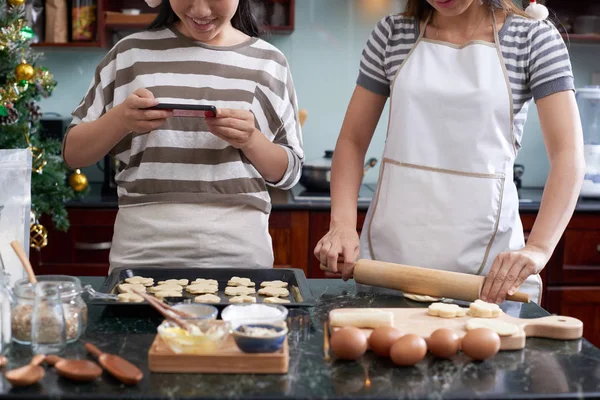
[360,12,542,304]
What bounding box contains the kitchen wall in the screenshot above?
[36,0,600,187]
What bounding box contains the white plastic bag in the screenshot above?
[0,149,31,286]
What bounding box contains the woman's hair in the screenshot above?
[148,0,262,37]
[404,0,529,20]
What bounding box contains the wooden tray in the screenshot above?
[148,334,289,374]
[329,308,583,351]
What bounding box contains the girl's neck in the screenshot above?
[175,21,250,47]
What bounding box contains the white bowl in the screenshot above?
[221,303,288,328]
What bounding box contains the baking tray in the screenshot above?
[89,267,315,308]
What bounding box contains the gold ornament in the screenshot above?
[68,169,88,192]
[8,0,26,6]
[15,61,34,81]
[30,222,48,250]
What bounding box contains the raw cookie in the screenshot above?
[148,284,183,293]
[154,290,183,299]
[118,293,144,303]
[263,297,291,304]
[124,276,154,286]
[404,293,441,302]
[192,278,218,286]
[118,283,146,294]
[427,303,468,318]
[465,318,519,337]
[229,295,257,303]
[158,279,189,286]
[186,284,219,294]
[194,294,221,304]
[260,280,288,288]
[258,287,289,298]
[227,277,255,287]
[469,299,502,318]
[224,286,256,296]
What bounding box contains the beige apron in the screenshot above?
[360,12,542,304]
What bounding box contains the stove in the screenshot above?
[292,184,376,202]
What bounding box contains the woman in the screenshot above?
[315,0,584,304]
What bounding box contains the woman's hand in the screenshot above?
[480,245,549,304]
[314,224,360,281]
[206,109,258,150]
[116,88,171,134]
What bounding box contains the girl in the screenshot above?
[62,0,303,272]
[315,0,584,304]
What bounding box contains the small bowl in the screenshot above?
[233,323,288,353]
[221,303,288,329]
[157,320,230,354]
[172,303,218,320]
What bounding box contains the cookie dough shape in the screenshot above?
[154,290,183,299]
[427,303,468,318]
[229,295,257,303]
[260,280,288,288]
[148,284,183,293]
[192,278,218,286]
[263,297,291,304]
[465,318,519,337]
[404,293,441,302]
[227,277,255,287]
[258,287,290,298]
[469,299,503,318]
[124,276,154,286]
[225,286,256,296]
[158,279,189,286]
[118,293,144,303]
[194,294,221,304]
[118,283,146,294]
[186,284,218,294]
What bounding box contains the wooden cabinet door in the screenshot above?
[269,210,309,275]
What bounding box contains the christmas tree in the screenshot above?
[0,0,86,249]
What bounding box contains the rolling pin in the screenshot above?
[321,259,530,303]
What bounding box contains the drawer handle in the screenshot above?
[597,244,600,253]
[74,242,112,250]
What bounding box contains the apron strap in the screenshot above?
[419,11,434,41]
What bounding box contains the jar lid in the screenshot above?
[13,275,82,300]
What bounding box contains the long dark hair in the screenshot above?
[404,0,529,21]
[148,0,262,37]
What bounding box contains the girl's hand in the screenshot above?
[206,109,258,150]
[314,224,360,281]
[480,245,549,304]
[117,88,171,134]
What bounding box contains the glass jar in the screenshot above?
[11,275,87,345]
[0,270,11,354]
[72,0,97,41]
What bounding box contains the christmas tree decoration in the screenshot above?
[30,222,48,249]
[68,169,89,192]
[0,106,18,125]
[30,210,36,227]
[15,60,35,81]
[8,0,26,6]
[26,102,41,121]
[20,25,34,40]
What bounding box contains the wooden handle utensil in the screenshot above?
[85,342,143,385]
[10,240,37,284]
[5,354,45,387]
[45,355,102,382]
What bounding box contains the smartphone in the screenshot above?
[148,103,217,118]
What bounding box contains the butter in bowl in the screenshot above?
[232,323,288,353]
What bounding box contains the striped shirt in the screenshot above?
[358,14,574,149]
[66,26,304,214]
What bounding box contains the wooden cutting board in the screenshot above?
[329,308,583,350]
[148,335,289,374]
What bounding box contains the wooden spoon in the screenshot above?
[0,355,7,368]
[132,289,197,332]
[84,343,143,385]
[5,354,45,387]
[45,355,102,382]
[299,109,307,127]
[10,240,37,284]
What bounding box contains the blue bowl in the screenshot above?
[232,323,288,353]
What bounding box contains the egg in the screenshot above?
[330,327,368,360]
[389,333,427,366]
[461,328,500,361]
[368,326,404,357]
[426,328,460,359]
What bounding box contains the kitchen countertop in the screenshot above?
[1,278,599,399]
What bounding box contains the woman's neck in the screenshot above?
[432,1,489,32]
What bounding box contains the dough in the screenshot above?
[148,284,183,293]
[229,295,257,303]
[118,293,144,303]
[194,294,221,304]
[225,286,256,296]
[118,283,146,294]
[329,309,394,328]
[263,297,291,304]
[153,290,183,299]
[465,318,519,336]
[258,287,289,297]
[469,299,502,318]
[260,280,288,288]
[227,277,255,287]
[158,279,189,286]
[192,278,218,286]
[404,293,441,302]
[427,303,468,318]
[124,276,154,286]
[186,284,219,294]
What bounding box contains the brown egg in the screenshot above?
[461,328,501,361]
[426,328,460,359]
[368,327,404,357]
[330,327,368,360]
[389,333,427,366]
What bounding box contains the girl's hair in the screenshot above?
[148,0,262,37]
[404,0,529,20]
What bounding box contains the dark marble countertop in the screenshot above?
[1,278,599,399]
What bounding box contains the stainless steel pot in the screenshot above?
[299,150,377,192]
